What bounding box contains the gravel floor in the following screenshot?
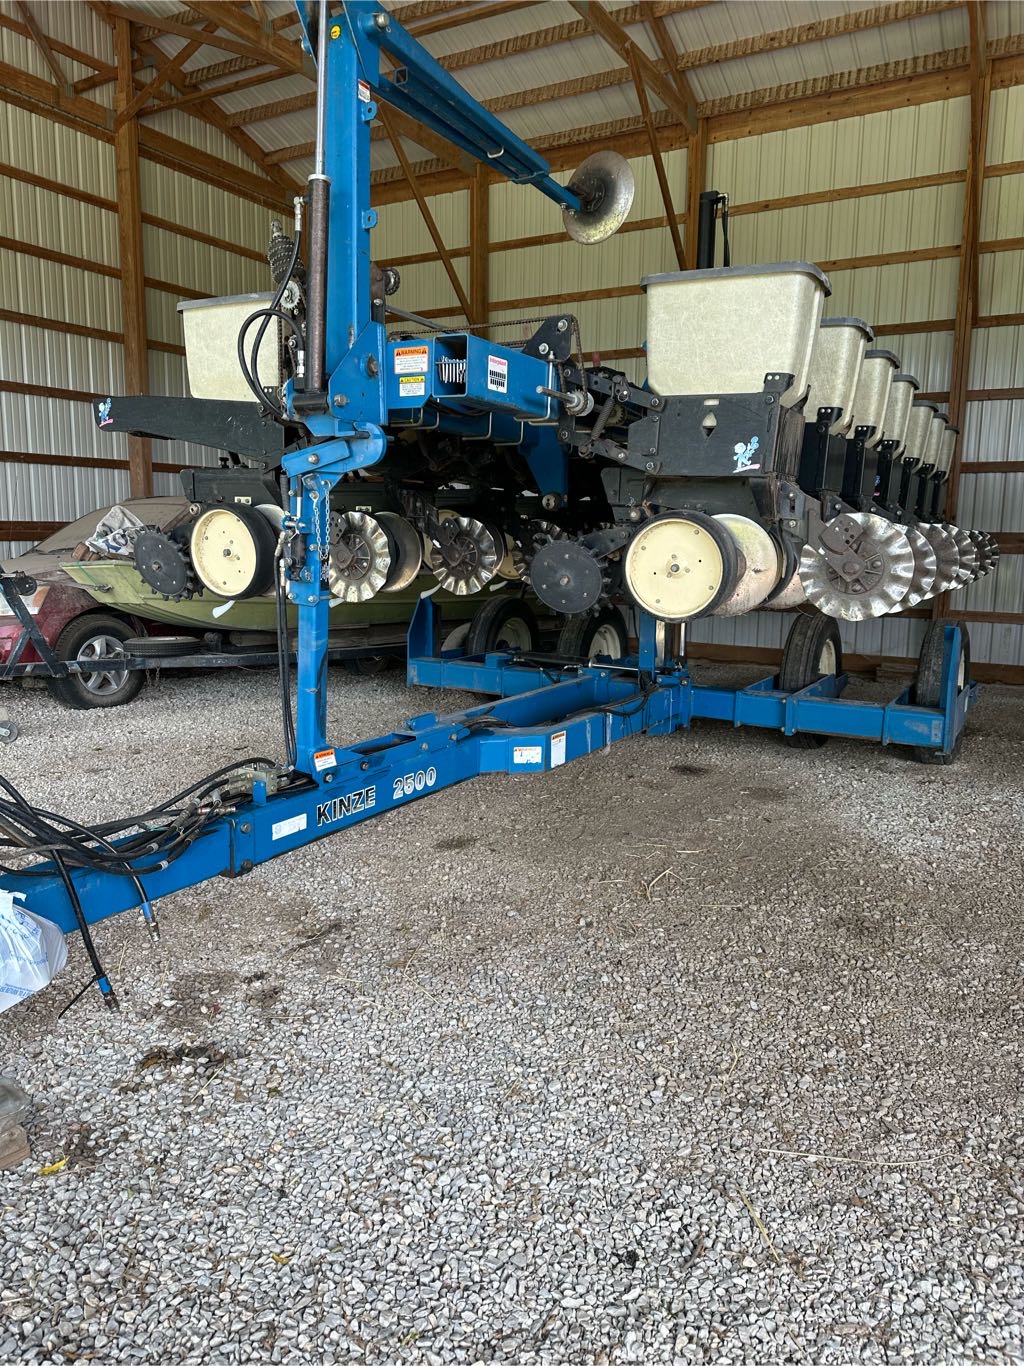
[1,664,1023,1366]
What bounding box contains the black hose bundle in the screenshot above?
[0,761,278,882]
[237,223,305,418]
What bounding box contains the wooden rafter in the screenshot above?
[130,31,303,199]
[626,49,685,270]
[567,0,696,132]
[186,1,307,74]
[98,2,293,69]
[647,10,696,110]
[149,68,292,113]
[412,1,545,39]
[225,90,313,127]
[115,22,216,128]
[379,105,476,325]
[16,2,69,93]
[677,0,961,72]
[440,2,708,74]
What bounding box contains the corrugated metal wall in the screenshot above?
[0,79,274,557]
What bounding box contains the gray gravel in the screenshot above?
[1,663,1023,1365]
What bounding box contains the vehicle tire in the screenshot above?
[911,620,970,765]
[122,635,198,659]
[0,717,18,744]
[465,598,539,655]
[557,605,628,661]
[778,612,843,750]
[342,654,391,676]
[46,614,144,710]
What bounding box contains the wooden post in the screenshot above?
[936,1,989,619]
[380,106,476,324]
[685,117,707,270]
[114,16,152,496]
[627,50,685,271]
[469,167,490,327]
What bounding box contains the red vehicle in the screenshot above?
[0,498,194,709]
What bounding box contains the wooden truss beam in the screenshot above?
[379,105,475,324]
[627,49,685,269]
[15,2,70,93]
[186,1,307,74]
[115,23,215,129]
[129,31,303,199]
[568,0,696,131]
[99,2,294,68]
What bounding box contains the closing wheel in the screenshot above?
[911,620,970,765]
[376,512,423,594]
[779,613,843,750]
[465,598,539,655]
[624,512,740,622]
[0,716,18,743]
[557,605,629,661]
[190,505,277,599]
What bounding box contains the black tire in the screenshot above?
[465,598,539,656]
[46,614,144,710]
[779,612,843,749]
[342,654,392,676]
[912,621,970,765]
[625,510,743,621]
[557,605,628,661]
[190,505,277,599]
[122,635,199,659]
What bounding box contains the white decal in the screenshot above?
[487,355,508,394]
[272,813,308,841]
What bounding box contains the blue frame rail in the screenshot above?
[0,597,974,945]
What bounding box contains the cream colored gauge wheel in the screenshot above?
[189,505,277,599]
[376,512,423,593]
[710,514,782,617]
[623,513,737,622]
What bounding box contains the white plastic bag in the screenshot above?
[85,504,146,557]
[0,890,68,1013]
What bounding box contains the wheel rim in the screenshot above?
[76,634,128,695]
[191,508,261,597]
[589,622,623,659]
[818,640,837,675]
[624,516,727,621]
[495,616,533,651]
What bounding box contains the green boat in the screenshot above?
[61,556,512,645]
